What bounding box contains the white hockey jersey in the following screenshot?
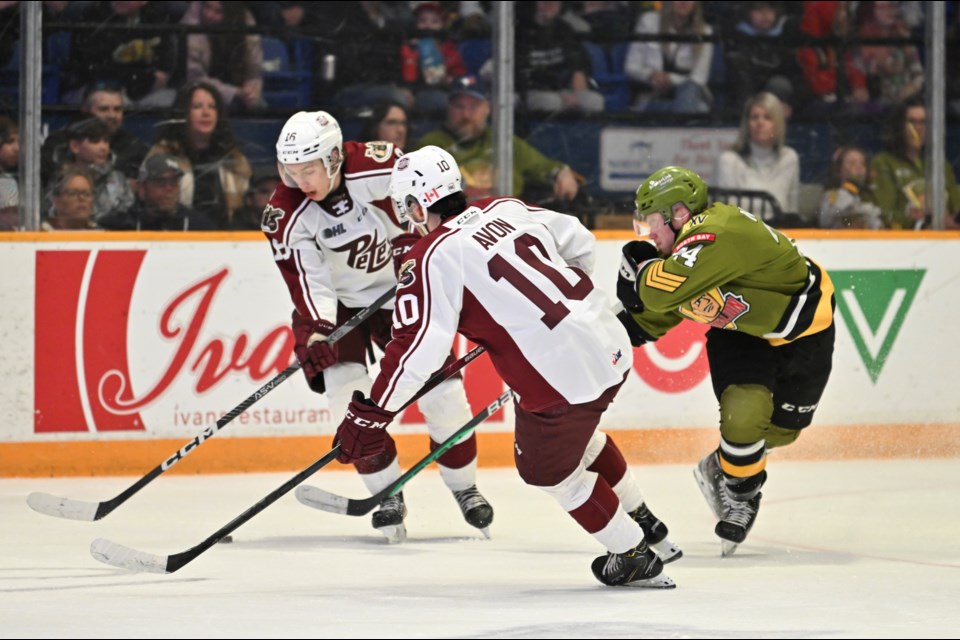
[262,140,405,322]
[371,197,633,413]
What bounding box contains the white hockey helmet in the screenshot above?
[275,111,343,181]
[390,145,462,232]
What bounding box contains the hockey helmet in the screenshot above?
[275,111,343,185]
[390,145,463,233]
[633,166,708,237]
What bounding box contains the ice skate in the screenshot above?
[716,492,762,557]
[371,492,407,544]
[693,450,726,521]
[591,539,676,588]
[452,485,494,538]
[629,503,682,563]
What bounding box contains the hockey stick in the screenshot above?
[89,345,489,574]
[295,388,512,518]
[28,287,398,522]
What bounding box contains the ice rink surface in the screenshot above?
[3,458,959,639]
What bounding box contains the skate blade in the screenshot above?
[650,537,683,564]
[627,573,676,589]
[377,523,407,545]
[693,467,723,521]
[720,539,740,557]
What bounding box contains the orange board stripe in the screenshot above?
[2,424,959,477]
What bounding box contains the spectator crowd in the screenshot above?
[1,1,958,231]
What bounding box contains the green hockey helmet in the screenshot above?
[633,166,708,236]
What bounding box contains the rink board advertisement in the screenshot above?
[1,231,958,474]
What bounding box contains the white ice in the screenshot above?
[3,458,959,639]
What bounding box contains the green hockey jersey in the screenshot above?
[630,202,835,346]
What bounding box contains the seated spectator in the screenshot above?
[144,81,252,229]
[0,114,18,215]
[330,2,413,111]
[416,77,579,203]
[515,1,604,114]
[358,100,410,149]
[400,2,467,113]
[715,91,799,218]
[229,171,279,230]
[867,97,960,229]
[181,0,265,113]
[624,1,714,114]
[818,145,882,229]
[41,82,149,184]
[796,1,870,113]
[59,118,135,224]
[64,0,179,107]
[99,154,217,231]
[855,1,924,107]
[42,166,102,231]
[724,1,805,118]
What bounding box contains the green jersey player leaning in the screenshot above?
[616,166,836,557]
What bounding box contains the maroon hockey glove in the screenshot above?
[334,391,396,463]
[391,233,421,278]
[292,310,339,390]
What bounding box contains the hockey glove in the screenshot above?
[292,310,339,391]
[335,391,396,463]
[617,241,658,312]
[616,309,657,347]
[391,233,421,279]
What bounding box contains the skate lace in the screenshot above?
[379,494,404,514]
[602,552,623,577]
[453,486,487,514]
[722,492,756,528]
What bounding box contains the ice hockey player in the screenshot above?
[616,165,836,556]
[331,145,680,587]
[262,111,493,543]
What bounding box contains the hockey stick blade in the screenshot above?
[27,492,100,522]
[90,447,342,574]
[88,346,489,574]
[28,287,395,522]
[297,389,513,517]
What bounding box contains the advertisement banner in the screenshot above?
[1,233,959,449]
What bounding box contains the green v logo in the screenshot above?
[831,270,925,383]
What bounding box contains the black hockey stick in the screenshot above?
[89,345,489,574]
[28,287,397,522]
[295,388,511,517]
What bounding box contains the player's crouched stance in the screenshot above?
[617,166,836,556]
[334,145,676,588]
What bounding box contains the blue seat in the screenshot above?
[260,36,312,109]
[0,39,62,105]
[458,39,491,77]
[584,41,629,112]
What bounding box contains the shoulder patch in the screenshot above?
[364,141,393,162]
[673,232,716,254]
[261,204,285,233]
[398,258,417,288]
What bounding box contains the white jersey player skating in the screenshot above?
[262,111,492,542]
[331,145,681,587]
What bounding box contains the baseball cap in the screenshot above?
[450,75,489,101]
[140,154,184,182]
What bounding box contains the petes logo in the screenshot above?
[398,259,417,287]
[397,157,410,170]
[261,204,285,233]
[364,141,392,162]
